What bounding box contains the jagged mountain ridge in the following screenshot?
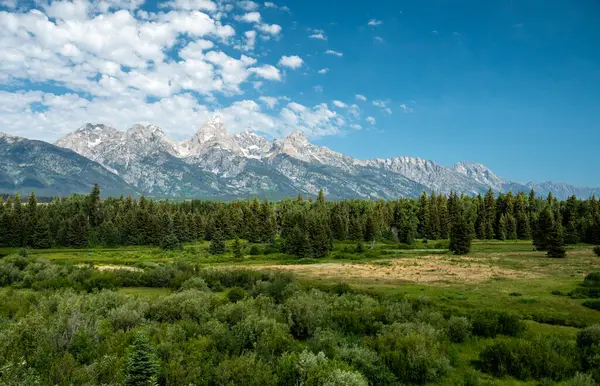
[5,117,593,200]
[0,132,138,197]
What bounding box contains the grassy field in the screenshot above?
[3,239,599,385]
[4,239,599,329]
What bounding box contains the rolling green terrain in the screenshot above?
[1,239,600,385]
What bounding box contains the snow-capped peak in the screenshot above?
[453,161,505,189]
[0,132,23,143]
[286,130,310,145]
[194,115,228,142]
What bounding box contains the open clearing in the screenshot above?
[255,255,543,284]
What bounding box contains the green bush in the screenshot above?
[0,261,22,286]
[338,345,397,386]
[372,322,451,384]
[227,287,247,303]
[584,272,600,287]
[583,300,600,311]
[285,290,333,339]
[215,354,278,386]
[179,277,210,292]
[593,246,600,257]
[471,310,525,338]
[331,282,352,295]
[577,325,600,375]
[249,245,262,255]
[447,316,472,343]
[564,373,598,386]
[479,337,578,381]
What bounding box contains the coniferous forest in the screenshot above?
[1,185,599,255]
[1,186,600,385]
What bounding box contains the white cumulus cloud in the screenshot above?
[278,55,303,69]
[325,49,343,57]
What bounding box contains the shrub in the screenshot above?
[285,290,333,339]
[479,337,578,381]
[372,322,451,384]
[215,354,277,386]
[471,310,525,338]
[552,289,564,296]
[583,300,600,311]
[229,315,294,360]
[577,325,600,375]
[249,245,262,255]
[227,287,247,303]
[509,292,522,297]
[0,261,22,286]
[179,277,210,292]
[564,373,598,386]
[593,246,600,257]
[331,282,352,295]
[355,241,365,253]
[338,345,397,386]
[107,304,145,331]
[584,272,600,288]
[18,248,29,257]
[447,316,472,343]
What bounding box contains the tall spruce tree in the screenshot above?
[233,237,244,259]
[208,228,226,255]
[483,188,496,239]
[124,332,159,386]
[449,205,473,255]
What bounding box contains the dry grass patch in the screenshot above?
[256,255,543,284]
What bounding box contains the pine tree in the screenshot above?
[208,229,226,255]
[67,212,89,248]
[417,192,430,239]
[545,212,567,258]
[437,194,450,239]
[364,213,377,244]
[449,205,473,255]
[515,192,531,239]
[348,215,363,241]
[284,224,311,258]
[483,188,496,239]
[233,237,244,259]
[533,207,555,251]
[98,220,120,247]
[11,193,23,247]
[124,332,159,386]
[87,184,101,228]
[475,194,486,239]
[507,214,518,240]
[160,233,183,251]
[308,213,332,258]
[31,211,52,249]
[497,214,507,241]
[317,189,326,208]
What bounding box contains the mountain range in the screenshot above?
[0,117,598,200]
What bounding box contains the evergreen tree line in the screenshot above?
[0,185,599,251]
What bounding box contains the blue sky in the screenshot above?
[0,0,599,186]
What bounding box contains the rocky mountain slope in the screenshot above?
[2,117,596,200]
[0,132,138,197]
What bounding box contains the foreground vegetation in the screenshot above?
[1,239,600,385]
